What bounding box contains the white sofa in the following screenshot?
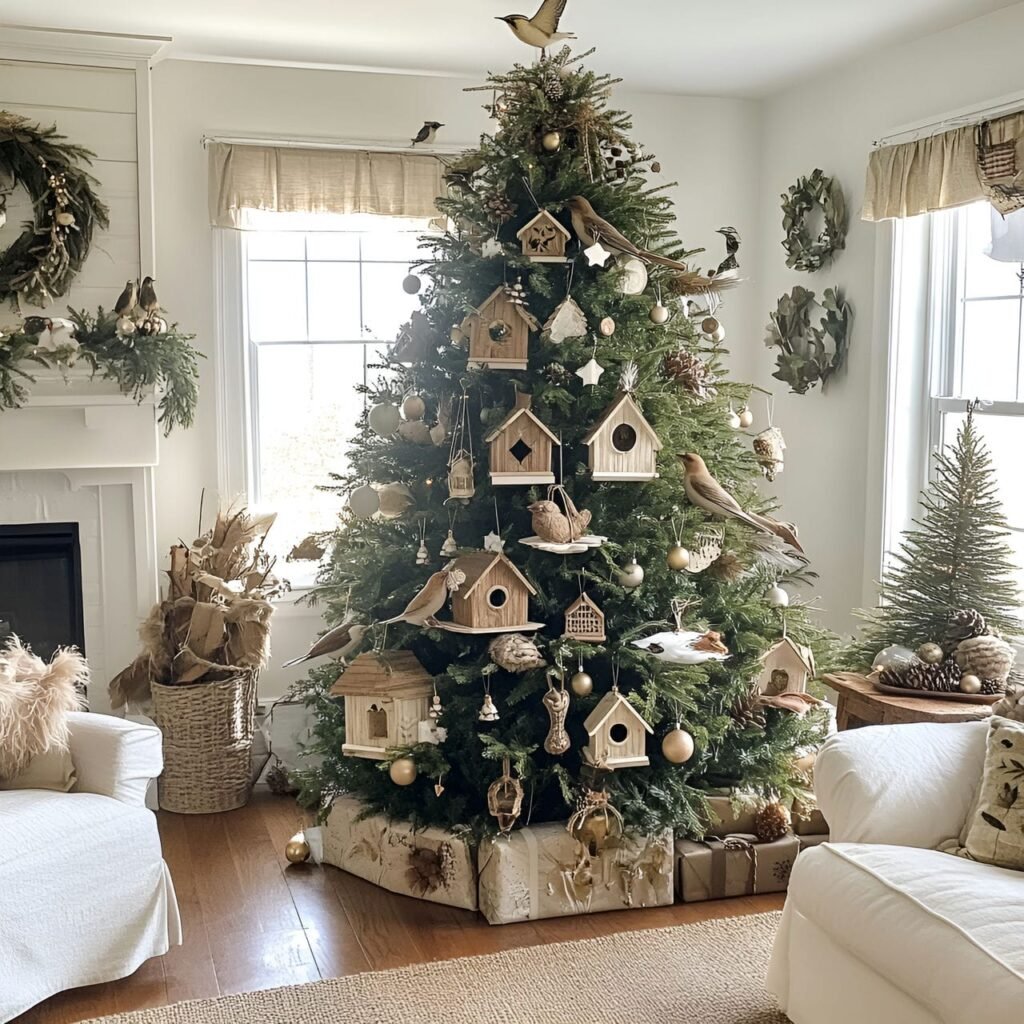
[0,712,182,1022]
[769,721,1024,1024]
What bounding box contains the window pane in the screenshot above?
[247,262,307,342]
[306,262,363,341]
[361,262,422,341]
[245,232,306,261]
[306,233,361,261]
[963,203,1024,298]
[360,231,426,263]
[958,298,1020,401]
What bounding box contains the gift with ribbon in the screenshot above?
[675,832,801,903]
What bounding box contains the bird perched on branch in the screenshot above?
[381,567,463,626]
[528,499,592,544]
[497,0,575,56]
[138,276,160,314]
[282,622,366,669]
[679,453,804,553]
[114,279,138,317]
[632,629,730,665]
[411,121,444,146]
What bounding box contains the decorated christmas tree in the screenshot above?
[293,48,832,839]
[849,400,1021,670]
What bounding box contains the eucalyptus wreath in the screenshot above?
[765,285,852,396]
[0,307,202,434]
[0,111,109,308]
[781,169,847,272]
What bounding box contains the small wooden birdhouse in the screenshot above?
[441,551,541,634]
[462,286,540,370]
[583,690,653,769]
[484,391,558,486]
[582,390,662,481]
[756,637,816,697]
[331,651,433,760]
[516,210,571,263]
[447,452,475,499]
[563,592,606,642]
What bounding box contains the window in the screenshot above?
[234,214,429,586]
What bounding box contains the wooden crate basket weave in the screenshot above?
[151,672,257,814]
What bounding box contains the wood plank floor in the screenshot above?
[15,789,784,1023]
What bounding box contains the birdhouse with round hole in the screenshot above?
[330,651,433,759]
[582,690,653,769]
[582,390,662,481]
[563,592,606,642]
[516,210,571,263]
[461,285,540,370]
[484,391,558,485]
[435,551,542,634]
[756,637,816,697]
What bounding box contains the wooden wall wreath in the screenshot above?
[780,169,847,272]
[0,111,109,309]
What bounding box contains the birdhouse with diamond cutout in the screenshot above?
[582,690,653,769]
[516,210,571,263]
[330,651,433,759]
[462,285,540,370]
[755,637,816,697]
[582,376,662,481]
[484,391,558,485]
[563,592,606,642]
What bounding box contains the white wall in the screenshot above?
[748,2,1024,635]
[149,58,761,697]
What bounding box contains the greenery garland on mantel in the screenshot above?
[780,168,847,272]
[0,111,110,308]
[0,308,203,434]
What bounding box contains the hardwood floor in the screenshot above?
[15,789,784,1023]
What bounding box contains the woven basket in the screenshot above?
[151,672,257,814]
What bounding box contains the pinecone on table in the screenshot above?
[879,658,962,693]
[942,608,987,653]
[754,802,792,843]
[662,349,717,400]
[483,191,516,222]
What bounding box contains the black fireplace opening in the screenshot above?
[0,523,86,662]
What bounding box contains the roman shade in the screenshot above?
[863,110,1024,221]
[207,141,445,228]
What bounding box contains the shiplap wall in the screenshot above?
[0,60,141,317]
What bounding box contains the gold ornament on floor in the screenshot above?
[661,724,695,764]
[285,831,311,864]
[487,757,524,834]
[916,642,944,665]
[754,802,792,843]
[389,757,417,786]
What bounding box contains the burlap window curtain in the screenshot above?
[863,110,1024,221]
[207,142,445,227]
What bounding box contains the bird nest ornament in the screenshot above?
[519,483,606,554]
[487,757,524,834]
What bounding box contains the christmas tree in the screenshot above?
[294,48,832,839]
[848,400,1021,668]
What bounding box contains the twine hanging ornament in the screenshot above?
[446,381,475,500]
[571,654,593,696]
[542,667,571,755]
[753,396,786,481]
[415,518,429,565]
[667,517,690,571]
[487,757,524,834]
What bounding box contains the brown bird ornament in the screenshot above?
[679,452,803,553]
[528,499,592,544]
[114,279,138,317]
[138,276,160,314]
[282,622,366,668]
[381,567,464,626]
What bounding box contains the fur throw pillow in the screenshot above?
[0,636,88,779]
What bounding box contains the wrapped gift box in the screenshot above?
[791,798,828,836]
[322,796,478,910]
[478,822,674,925]
[675,833,801,902]
[797,833,829,852]
[701,793,760,837]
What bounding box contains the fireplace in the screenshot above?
[0,522,86,661]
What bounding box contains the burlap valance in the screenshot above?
[863,111,1024,222]
[208,142,445,228]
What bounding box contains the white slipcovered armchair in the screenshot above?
[769,721,1024,1024]
[0,712,181,1022]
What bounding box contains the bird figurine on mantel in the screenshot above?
[138,276,160,315]
[679,452,804,553]
[632,629,731,666]
[497,0,575,57]
[411,121,444,146]
[114,279,138,317]
[282,621,366,669]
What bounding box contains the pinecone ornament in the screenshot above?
[264,758,298,796]
[488,633,546,673]
[483,191,516,222]
[954,634,1015,685]
[754,802,792,843]
[942,608,988,653]
[662,349,717,400]
[993,684,1024,722]
[541,71,564,102]
[731,689,766,730]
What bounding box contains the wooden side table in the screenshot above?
[822,671,994,730]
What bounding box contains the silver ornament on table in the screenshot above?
[916,642,944,665]
[617,556,645,589]
[348,484,380,519]
[959,673,983,694]
[871,645,917,672]
[368,402,401,436]
[766,582,790,608]
[402,273,422,294]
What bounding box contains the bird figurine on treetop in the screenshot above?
[497,0,575,56]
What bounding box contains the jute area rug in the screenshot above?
[84,912,787,1024]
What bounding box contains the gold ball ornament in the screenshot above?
[570,670,593,696]
[541,131,561,151]
[917,642,944,665]
[617,558,645,589]
[449,324,466,345]
[738,406,754,429]
[402,394,426,421]
[348,483,380,519]
[661,725,695,764]
[285,832,311,864]
[402,273,422,294]
[389,757,417,786]
[667,544,691,571]
[649,302,670,325]
[959,673,983,694]
[368,401,401,436]
[754,802,792,843]
[598,316,616,337]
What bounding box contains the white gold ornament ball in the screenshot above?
[368,401,401,436]
[615,255,648,295]
[959,673,983,694]
[727,408,742,430]
[348,484,380,519]
[766,583,790,608]
[916,642,944,665]
[402,273,422,295]
[570,671,593,697]
[115,316,136,338]
[701,316,726,343]
[402,394,426,421]
[667,544,690,571]
[285,832,311,864]
[661,725,695,764]
[541,131,561,151]
[617,558,645,589]
[738,406,754,429]
[649,302,670,325]
[389,757,418,786]
[871,645,917,672]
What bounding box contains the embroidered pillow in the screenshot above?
[962,716,1024,870]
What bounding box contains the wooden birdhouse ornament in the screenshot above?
[446,386,475,500]
[563,592,606,642]
[516,210,571,263]
[461,285,540,370]
[330,651,433,759]
[582,363,662,481]
[435,550,542,634]
[583,689,653,769]
[756,636,816,697]
[485,391,558,485]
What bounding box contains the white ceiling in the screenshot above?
[8,0,1018,95]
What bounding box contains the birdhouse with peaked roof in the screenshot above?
[756,636,816,697]
[462,285,540,370]
[516,210,571,263]
[331,651,433,759]
[583,690,653,769]
[563,592,606,642]
[484,391,558,485]
[436,551,542,634]
[582,390,662,481]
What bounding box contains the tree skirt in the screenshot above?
[81,913,785,1024]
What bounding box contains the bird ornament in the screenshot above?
[381,565,467,626]
[497,0,575,55]
[632,629,731,666]
[282,621,366,669]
